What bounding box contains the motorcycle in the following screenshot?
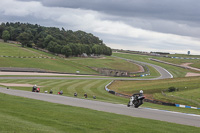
[127,95,145,108]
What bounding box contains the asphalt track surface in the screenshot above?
[0,61,172,80]
[0,87,200,127]
[113,56,173,80]
[1,59,199,127]
[0,56,173,80]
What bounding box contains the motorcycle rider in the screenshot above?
[60,90,63,95]
[133,90,143,97]
[32,84,37,92]
[128,90,144,107]
[36,87,40,92]
[131,90,143,102]
[50,89,53,94]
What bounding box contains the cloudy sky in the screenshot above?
[1,0,200,55]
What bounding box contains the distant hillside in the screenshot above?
[0,22,112,57]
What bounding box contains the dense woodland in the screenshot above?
[0,22,112,57]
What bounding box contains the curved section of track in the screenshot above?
[0,58,186,127]
[113,56,173,79]
[0,87,199,127]
[0,56,173,81]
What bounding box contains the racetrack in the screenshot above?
[113,56,173,79]
[0,87,199,127]
[2,58,196,128]
[0,56,173,80]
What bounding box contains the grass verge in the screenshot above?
[0,42,140,74]
[0,78,200,115]
[0,93,199,132]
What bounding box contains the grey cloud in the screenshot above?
[5,0,200,54]
[18,0,200,22]
[17,0,200,38]
[122,17,200,38]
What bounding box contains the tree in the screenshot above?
[34,31,47,48]
[0,24,6,38]
[61,45,72,57]
[69,44,77,56]
[47,41,57,52]
[54,44,62,54]
[92,45,98,55]
[76,44,82,56]
[107,47,112,56]
[17,32,33,47]
[2,30,10,42]
[44,35,55,47]
[84,45,92,55]
[0,22,112,56]
[92,44,103,55]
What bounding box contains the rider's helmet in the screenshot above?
[140,90,143,94]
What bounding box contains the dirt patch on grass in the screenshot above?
[181,63,193,67]
[135,63,144,73]
[0,83,42,87]
[185,72,200,77]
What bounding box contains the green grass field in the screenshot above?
[1,42,200,131]
[168,54,200,69]
[113,52,199,78]
[0,79,127,104]
[1,78,200,115]
[0,93,200,133]
[109,77,200,107]
[0,43,40,57]
[0,42,140,74]
[69,56,140,72]
[152,56,200,69]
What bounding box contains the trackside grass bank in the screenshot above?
[1,78,200,115]
[0,93,199,133]
[0,42,140,74]
[112,52,195,78]
[109,77,200,107]
[0,79,127,104]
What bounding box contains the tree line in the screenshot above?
[0,22,112,57]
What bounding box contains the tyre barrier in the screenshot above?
[108,90,116,95]
[175,104,200,109]
[105,81,116,94]
[0,55,55,59]
[171,57,200,60]
[105,81,113,92]
[144,99,175,106]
